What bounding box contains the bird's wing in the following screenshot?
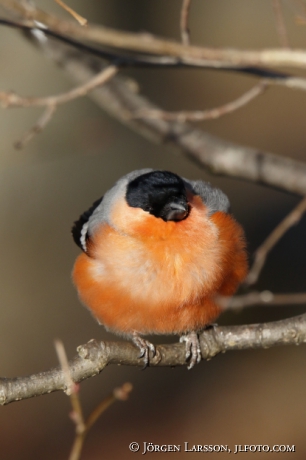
[72,196,104,252]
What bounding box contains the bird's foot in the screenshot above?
[180,331,202,369]
[132,333,156,369]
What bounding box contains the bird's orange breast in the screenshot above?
[72,195,247,336]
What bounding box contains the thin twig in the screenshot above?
[0,65,118,147]
[272,0,290,48]
[54,339,85,435]
[133,81,268,122]
[86,383,132,432]
[14,104,56,149]
[218,290,306,309]
[69,383,132,460]
[55,339,132,460]
[180,0,192,45]
[0,65,118,108]
[69,384,132,460]
[54,0,87,26]
[245,196,306,286]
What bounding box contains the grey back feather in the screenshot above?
[183,178,230,215]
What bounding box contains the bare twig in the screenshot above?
[1,311,306,405]
[218,290,306,309]
[55,339,78,395]
[69,382,132,460]
[245,196,306,286]
[0,64,118,147]
[180,0,192,45]
[0,65,118,108]
[69,432,83,460]
[133,81,268,122]
[86,383,132,432]
[55,339,85,434]
[272,0,289,48]
[55,340,132,460]
[14,104,56,149]
[54,0,87,26]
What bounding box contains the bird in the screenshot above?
[72,169,248,369]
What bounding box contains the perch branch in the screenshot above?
[1,311,306,405]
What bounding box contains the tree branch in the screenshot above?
[246,196,306,286]
[14,103,56,149]
[180,0,192,46]
[26,38,306,196]
[2,0,306,70]
[0,312,305,405]
[272,0,289,48]
[0,0,306,68]
[54,338,132,460]
[219,291,306,308]
[68,381,132,460]
[133,81,268,122]
[0,64,118,147]
[0,12,305,194]
[0,2,304,412]
[2,17,306,92]
[54,0,87,26]
[0,64,118,108]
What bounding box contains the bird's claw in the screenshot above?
[180,331,202,369]
[132,334,156,369]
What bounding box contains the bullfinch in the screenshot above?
[72,169,247,368]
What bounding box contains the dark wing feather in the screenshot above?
[72,197,103,252]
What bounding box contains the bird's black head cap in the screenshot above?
[126,170,189,222]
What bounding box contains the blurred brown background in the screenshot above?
[0,1,306,458]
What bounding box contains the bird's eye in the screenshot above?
[143,205,153,213]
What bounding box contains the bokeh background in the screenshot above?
[0,1,306,458]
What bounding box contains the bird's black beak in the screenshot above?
[163,200,189,222]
